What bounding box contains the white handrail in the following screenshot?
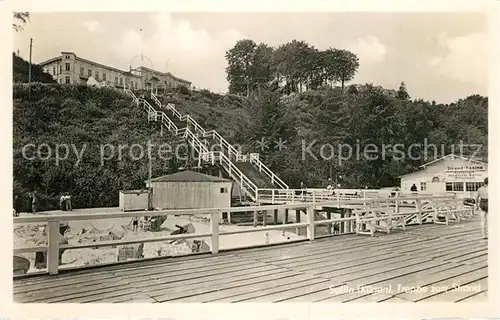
[128,91,258,200]
[199,150,258,200]
[13,194,458,275]
[249,156,288,189]
[151,93,289,189]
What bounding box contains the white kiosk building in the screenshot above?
[399,154,488,198]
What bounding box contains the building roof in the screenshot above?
[149,170,230,183]
[419,153,487,168]
[39,54,140,77]
[138,66,191,85]
[120,189,149,194]
[399,153,488,178]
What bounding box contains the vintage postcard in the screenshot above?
[1,0,498,319]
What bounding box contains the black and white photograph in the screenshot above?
[7,2,494,310]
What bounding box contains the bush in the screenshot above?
[13,84,179,210]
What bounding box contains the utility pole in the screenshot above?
[148,113,153,210]
[28,38,33,100]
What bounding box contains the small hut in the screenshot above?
[147,170,232,210]
[119,189,149,211]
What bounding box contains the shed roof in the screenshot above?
[149,170,230,183]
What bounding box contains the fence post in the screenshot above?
[395,192,400,213]
[47,220,60,275]
[306,205,315,241]
[415,198,423,225]
[272,189,275,203]
[210,212,220,254]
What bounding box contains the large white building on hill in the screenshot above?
[399,154,488,198]
[39,51,191,91]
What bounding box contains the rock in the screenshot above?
[190,240,210,253]
[99,226,125,243]
[60,223,70,235]
[148,216,168,231]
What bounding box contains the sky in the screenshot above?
[13,11,488,103]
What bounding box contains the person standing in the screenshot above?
[410,183,418,192]
[60,194,66,211]
[476,177,488,240]
[326,178,333,190]
[66,193,73,211]
[31,193,37,213]
[132,216,139,232]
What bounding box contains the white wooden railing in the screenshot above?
[13,194,458,276]
[199,150,258,201]
[125,91,260,201]
[150,92,289,189]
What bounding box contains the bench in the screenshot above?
[353,206,406,237]
[431,199,474,225]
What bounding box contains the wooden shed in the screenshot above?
[119,190,149,211]
[147,170,232,210]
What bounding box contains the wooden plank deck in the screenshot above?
[13,217,488,303]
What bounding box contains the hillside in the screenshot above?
[13,82,488,211]
[13,53,56,84]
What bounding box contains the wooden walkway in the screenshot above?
[13,217,487,303]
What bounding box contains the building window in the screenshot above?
[432,177,440,182]
[120,78,123,85]
[95,71,99,81]
[103,73,106,81]
[65,76,70,84]
[115,76,118,83]
[65,63,70,71]
[88,69,92,77]
[446,182,464,192]
[80,67,84,75]
[466,182,484,192]
[59,78,63,84]
[65,55,70,59]
[53,67,56,75]
[220,188,228,194]
[59,66,62,74]
[420,182,426,191]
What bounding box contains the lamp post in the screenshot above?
[147,110,153,210]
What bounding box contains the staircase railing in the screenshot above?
[199,150,258,201]
[151,92,289,189]
[151,94,240,159]
[126,89,259,201]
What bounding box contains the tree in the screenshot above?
[249,43,275,91]
[330,49,359,91]
[225,39,257,96]
[13,12,30,32]
[397,81,410,100]
[274,40,318,93]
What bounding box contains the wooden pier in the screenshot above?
[14,216,487,303]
